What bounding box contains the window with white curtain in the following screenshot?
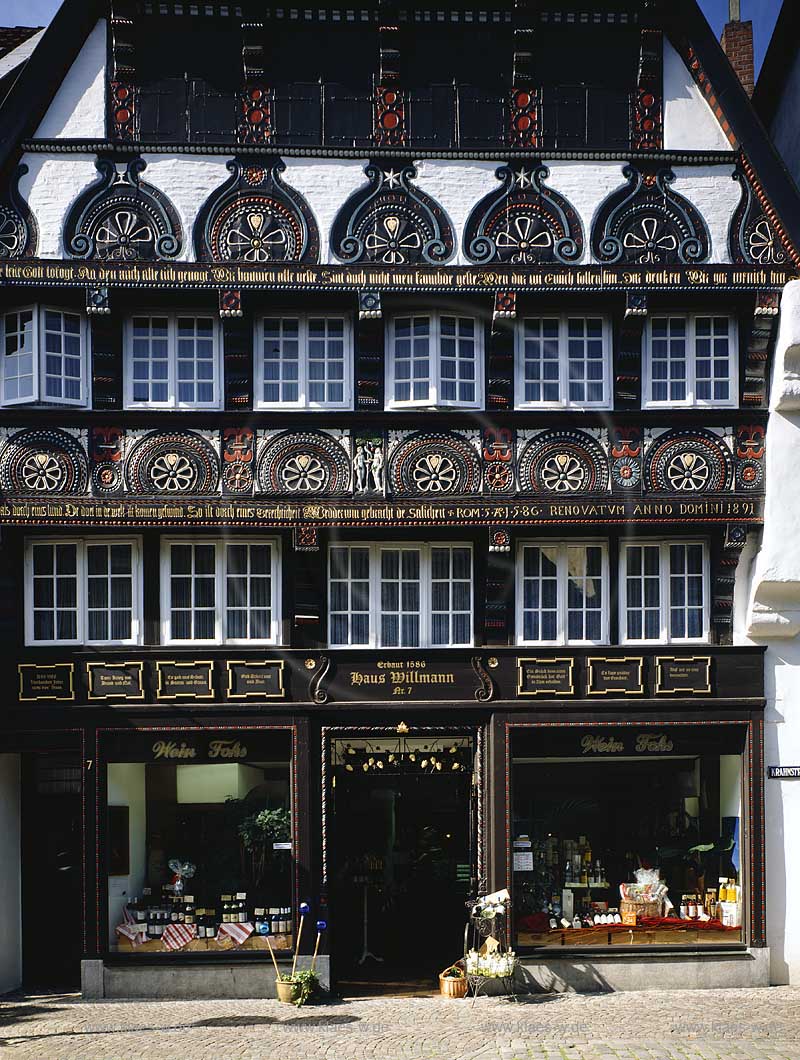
[620,540,708,642]
[161,539,280,644]
[1,307,89,407]
[386,313,483,409]
[515,315,611,409]
[517,541,608,644]
[24,538,139,645]
[124,313,221,408]
[328,543,473,647]
[255,314,352,409]
[644,315,737,407]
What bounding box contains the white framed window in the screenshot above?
[620,540,708,643]
[161,538,281,645]
[517,541,608,645]
[385,313,483,409]
[255,314,352,409]
[24,538,140,646]
[1,306,89,407]
[515,314,611,409]
[328,543,473,647]
[644,314,737,408]
[124,313,221,408]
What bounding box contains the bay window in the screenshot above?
[385,313,483,409]
[25,538,139,645]
[255,314,351,409]
[161,539,281,644]
[328,543,473,647]
[621,541,708,643]
[517,541,608,645]
[1,306,88,407]
[644,315,737,407]
[124,313,221,408]
[515,315,611,409]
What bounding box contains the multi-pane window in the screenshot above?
[255,315,351,409]
[162,539,280,644]
[517,541,607,644]
[645,315,736,407]
[516,315,610,408]
[1,307,88,407]
[386,313,482,408]
[328,544,473,647]
[25,539,139,645]
[621,541,707,642]
[125,314,220,408]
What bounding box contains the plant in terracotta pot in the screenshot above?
[273,905,326,1006]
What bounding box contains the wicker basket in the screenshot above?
[620,898,662,920]
[439,968,468,998]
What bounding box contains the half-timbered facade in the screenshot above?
[0,0,797,997]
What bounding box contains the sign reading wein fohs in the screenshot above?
[151,738,249,761]
[581,732,675,754]
[156,660,214,700]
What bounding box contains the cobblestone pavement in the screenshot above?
[2,988,800,1060]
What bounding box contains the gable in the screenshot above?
[663,38,732,152]
[34,20,106,139]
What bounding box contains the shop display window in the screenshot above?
[511,725,747,949]
[106,730,294,955]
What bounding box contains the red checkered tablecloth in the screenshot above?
[162,922,197,951]
[216,921,254,946]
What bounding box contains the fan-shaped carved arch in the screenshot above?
[388,433,481,497]
[644,429,732,494]
[519,430,609,494]
[256,431,350,496]
[0,428,87,495]
[125,432,219,494]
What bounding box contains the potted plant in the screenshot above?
[276,969,319,1006]
[439,961,468,998]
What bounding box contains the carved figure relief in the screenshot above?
[64,158,182,261]
[354,438,386,494]
[125,432,219,494]
[0,429,88,495]
[256,431,350,496]
[644,429,732,494]
[194,158,319,263]
[518,430,609,495]
[330,161,455,265]
[592,166,710,265]
[388,433,480,497]
[464,163,583,265]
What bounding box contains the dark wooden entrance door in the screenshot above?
[21,753,83,991]
[330,738,476,990]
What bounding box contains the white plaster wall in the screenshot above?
[741,279,800,983]
[107,763,146,946]
[20,153,742,266]
[0,756,22,996]
[663,38,732,152]
[34,21,107,140]
[768,50,800,186]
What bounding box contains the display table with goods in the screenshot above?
[462,890,517,1003]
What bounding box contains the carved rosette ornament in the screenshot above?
[256,432,350,496]
[729,166,790,266]
[519,431,609,495]
[330,161,455,265]
[125,432,219,495]
[65,158,182,261]
[0,165,37,260]
[194,158,319,263]
[388,433,481,497]
[464,163,583,265]
[591,166,710,265]
[0,429,88,495]
[644,430,732,495]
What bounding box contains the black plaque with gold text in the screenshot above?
[156,660,215,700]
[87,661,145,701]
[18,663,75,702]
[655,656,713,695]
[587,657,645,696]
[517,658,574,697]
[226,660,285,700]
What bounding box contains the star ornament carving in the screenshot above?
[382,169,402,188]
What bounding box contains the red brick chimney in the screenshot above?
[720,0,755,97]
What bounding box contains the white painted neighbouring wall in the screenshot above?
[0,755,22,995]
[741,279,800,984]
